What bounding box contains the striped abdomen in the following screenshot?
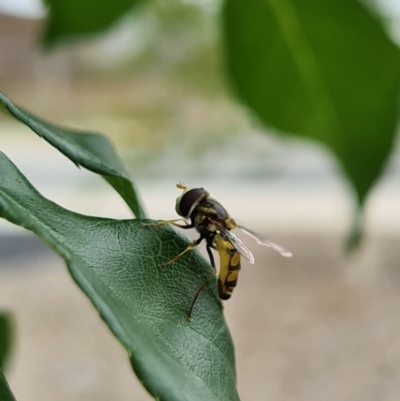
[214,233,241,300]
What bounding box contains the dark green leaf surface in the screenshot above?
[0,93,146,219]
[224,0,400,205]
[0,151,239,401]
[0,372,16,401]
[0,313,12,371]
[43,0,143,47]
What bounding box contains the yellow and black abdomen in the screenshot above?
[214,233,241,300]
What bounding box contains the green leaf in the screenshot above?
[0,151,239,401]
[43,0,144,47]
[0,313,13,372]
[223,0,400,205]
[0,92,146,219]
[0,372,16,401]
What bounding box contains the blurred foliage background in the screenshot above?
[1,0,399,210]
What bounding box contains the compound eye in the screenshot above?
[176,188,207,218]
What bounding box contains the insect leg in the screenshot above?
[159,237,202,269]
[142,219,194,229]
[188,243,217,321]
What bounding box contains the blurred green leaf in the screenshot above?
[223,0,400,206]
[0,313,13,371]
[0,372,16,401]
[0,151,239,401]
[0,93,146,219]
[43,0,144,47]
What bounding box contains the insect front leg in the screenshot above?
[142,218,194,229]
[159,237,203,269]
[187,242,217,321]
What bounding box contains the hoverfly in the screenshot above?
[144,183,292,320]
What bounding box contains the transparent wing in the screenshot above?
[214,223,255,265]
[224,230,255,265]
[237,224,293,258]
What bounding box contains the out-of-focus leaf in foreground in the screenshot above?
[43,0,144,47]
[0,92,146,219]
[0,372,16,401]
[0,313,13,372]
[0,152,239,401]
[224,0,400,207]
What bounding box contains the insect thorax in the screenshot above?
[191,198,234,238]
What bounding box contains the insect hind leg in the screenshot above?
[188,243,217,321]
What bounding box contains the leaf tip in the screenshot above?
[345,208,364,254]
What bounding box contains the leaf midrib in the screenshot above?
[266,0,343,143]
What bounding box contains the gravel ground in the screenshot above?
[2,230,400,401]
